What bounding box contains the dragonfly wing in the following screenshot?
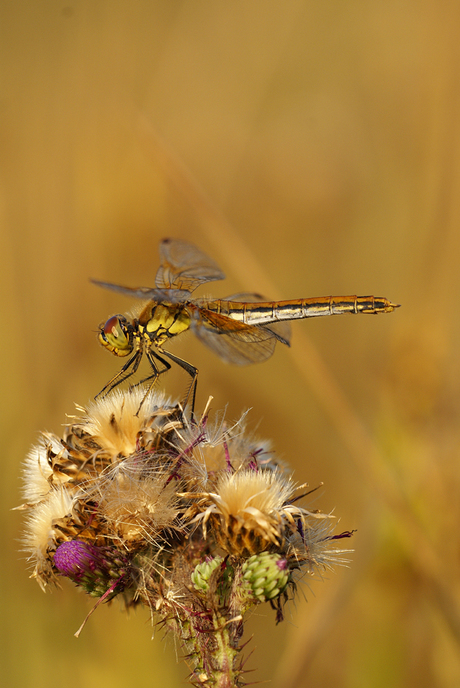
[155,238,225,292]
[91,280,190,302]
[220,293,292,346]
[191,307,279,365]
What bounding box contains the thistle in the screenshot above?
[19,388,352,687]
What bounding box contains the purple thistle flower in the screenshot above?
[54,541,130,599]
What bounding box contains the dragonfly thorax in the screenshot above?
[141,302,191,347]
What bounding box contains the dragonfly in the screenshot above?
[92,238,399,412]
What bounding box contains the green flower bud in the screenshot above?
[242,551,290,602]
[191,556,224,592]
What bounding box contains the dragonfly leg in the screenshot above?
[128,349,172,416]
[159,349,198,419]
[95,348,143,399]
[133,351,170,388]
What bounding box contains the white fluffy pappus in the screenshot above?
[21,431,86,504]
[287,517,352,575]
[70,388,172,460]
[212,469,295,519]
[177,408,276,492]
[22,436,56,504]
[21,486,76,589]
[188,469,323,556]
[92,459,180,545]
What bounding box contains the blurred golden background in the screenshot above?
[2,2,460,686]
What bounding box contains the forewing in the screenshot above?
[191,307,278,365]
[155,238,225,292]
[220,293,291,346]
[91,280,190,303]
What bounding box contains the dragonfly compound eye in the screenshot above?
[98,316,133,356]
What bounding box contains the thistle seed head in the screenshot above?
[19,387,352,669]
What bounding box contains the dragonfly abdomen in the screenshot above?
[216,295,399,326]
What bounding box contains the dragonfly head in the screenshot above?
[98,315,134,357]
